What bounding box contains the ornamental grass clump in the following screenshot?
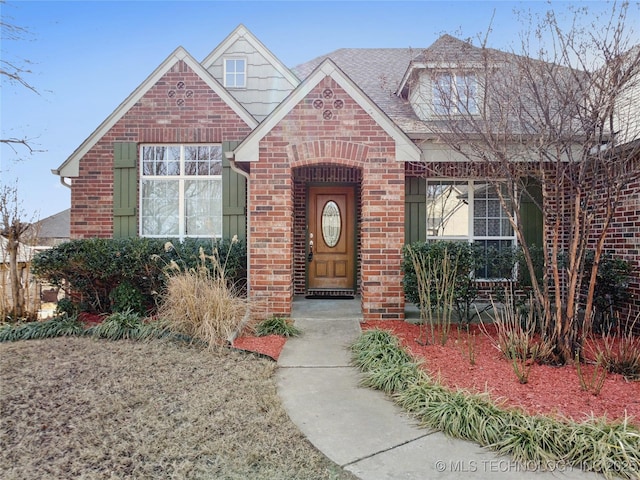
[589,316,640,381]
[157,240,249,349]
[0,314,84,342]
[254,316,301,337]
[481,291,554,384]
[86,309,159,341]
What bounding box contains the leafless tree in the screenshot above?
[0,183,38,319]
[411,2,640,363]
[0,0,42,155]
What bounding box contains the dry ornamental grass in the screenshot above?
[0,337,356,480]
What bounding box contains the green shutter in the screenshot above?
[113,142,138,239]
[520,179,543,247]
[405,176,427,244]
[222,141,247,240]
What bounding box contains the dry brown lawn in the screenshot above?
[0,337,357,480]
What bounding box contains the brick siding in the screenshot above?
[70,60,252,238]
[249,78,405,320]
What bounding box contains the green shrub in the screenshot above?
[55,297,78,317]
[32,237,247,316]
[254,316,301,337]
[403,241,515,325]
[109,281,146,315]
[582,251,632,334]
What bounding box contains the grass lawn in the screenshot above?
[0,337,358,480]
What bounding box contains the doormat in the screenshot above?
[305,290,355,299]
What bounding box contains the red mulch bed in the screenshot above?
[363,320,640,427]
[232,335,287,361]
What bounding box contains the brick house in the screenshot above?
[53,25,639,321]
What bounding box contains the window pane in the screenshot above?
[185,180,222,236]
[475,240,514,279]
[225,59,245,88]
[426,181,469,237]
[433,73,452,114]
[457,74,478,114]
[141,180,179,236]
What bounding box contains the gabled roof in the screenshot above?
[396,35,495,97]
[201,24,300,87]
[54,47,258,178]
[34,209,70,239]
[292,47,426,134]
[233,58,421,163]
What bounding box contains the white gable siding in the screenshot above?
[614,72,640,146]
[408,71,433,121]
[207,37,297,121]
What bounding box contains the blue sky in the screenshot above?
[2,0,639,219]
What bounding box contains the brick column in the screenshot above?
[360,158,406,320]
[248,149,294,318]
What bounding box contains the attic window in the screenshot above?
[224,58,246,88]
[433,73,478,115]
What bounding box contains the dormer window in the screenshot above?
[224,58,246,88]
[433,72,478,115]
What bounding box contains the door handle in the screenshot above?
[308,238,314,263]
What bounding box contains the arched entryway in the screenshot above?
[292,165,362,297]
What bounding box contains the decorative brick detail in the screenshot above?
[249,77,405,321]
[70,60,253,239]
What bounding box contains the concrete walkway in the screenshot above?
[276,297,600,480]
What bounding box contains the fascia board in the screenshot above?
[234,59,421,163]
[201,24,300,88]
[55,47,257,178]
[396,62,423,96]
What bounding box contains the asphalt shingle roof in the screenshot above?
[292,47,428,134]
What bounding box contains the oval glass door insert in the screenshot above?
[321,201,341,247]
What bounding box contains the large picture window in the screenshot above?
[426,180,515,279]
[140,145,223,239]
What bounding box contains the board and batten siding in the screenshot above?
[222,141,246,240]
[112,141,247,240]
[405,176,427,244]
[113,142,138,239]
[207,37,297,121]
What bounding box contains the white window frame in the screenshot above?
[139,144,223,240]
[223,57,247,88]
[432,72,479,115]
[425,179,516,280]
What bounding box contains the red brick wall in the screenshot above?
[585,152,640,324]
[70,60,253,238]
[249,78,405,320]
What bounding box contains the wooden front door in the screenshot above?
[307,185,356,292]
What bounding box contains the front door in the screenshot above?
[307,185,356,292]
